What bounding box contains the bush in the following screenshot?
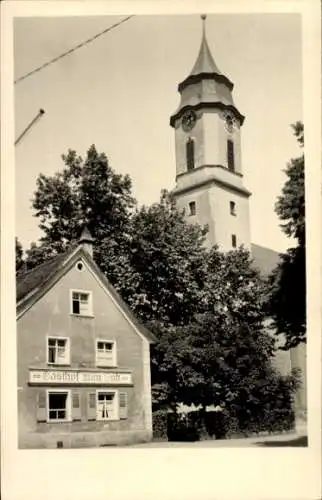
[167,412,200,441]
[152,371,297,441]
[153,405,295,442]
[152,410,168,440]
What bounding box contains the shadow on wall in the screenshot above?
[255,435,308,447]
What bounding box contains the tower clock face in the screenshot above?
[181,110,197,132]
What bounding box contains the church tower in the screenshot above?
[170,16,251,251]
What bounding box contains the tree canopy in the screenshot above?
[25,144,135,269]
[268,122,306,348]
[150,246,281,411]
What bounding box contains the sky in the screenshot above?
[14,12,302,252]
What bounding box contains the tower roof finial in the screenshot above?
[201,14,207,37]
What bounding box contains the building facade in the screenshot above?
[16,229,155,449]
[170,16,307,424]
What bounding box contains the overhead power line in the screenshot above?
[14,15,134,85]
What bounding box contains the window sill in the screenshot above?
[97,419,120,423]
[47,363,71,367]
[96,364,118,369]
[47,419,72,424]
[70,314,94,319]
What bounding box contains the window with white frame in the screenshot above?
[96,391,118,421]
[47,391,70,422]
[96,340,116,367]
[47,337,70,365]
[71,290,92,316]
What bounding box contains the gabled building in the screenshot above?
[170,16,306,424]
[16,228,156,449]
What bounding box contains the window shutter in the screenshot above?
[72,392,81,421]
[119,392,128,420]
[87,392,96,421]
[36,390,47,422]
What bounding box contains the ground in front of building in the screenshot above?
[125,429,308,448]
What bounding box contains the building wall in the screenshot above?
[290,343,307,418]
[203,111,242,175]
[174,180,250,251]
[208,183,251,251]
[174,187,216,245]
[17,257,152,448]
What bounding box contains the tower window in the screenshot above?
[231,234,237,248]
[227,139,235,171]
[230,201,236,216]
[189,201,196,216]
[186,138,195,171]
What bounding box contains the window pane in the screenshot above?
[49,392,67,410]
[72,292,79,300]
[57,339,65,347]
[73,300,80,314]
[189,201,196,216]
[80,293,88,302]
[48,347,55,363]
[48,338,56,346]
[97,341,104,350]
[104,343,113,351]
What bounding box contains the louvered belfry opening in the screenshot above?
[186,138,195,171]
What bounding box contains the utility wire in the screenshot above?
[14,15,134,85]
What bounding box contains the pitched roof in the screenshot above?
[16,247,74,303]
[16,245,156,343]
[251,243,281,277]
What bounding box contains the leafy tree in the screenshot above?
[104,190,209,325]
[275,121,305,246]
[268,122,306,348]
[151,246,279,412]
[15,237,24,274]
[27,144,136,267]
